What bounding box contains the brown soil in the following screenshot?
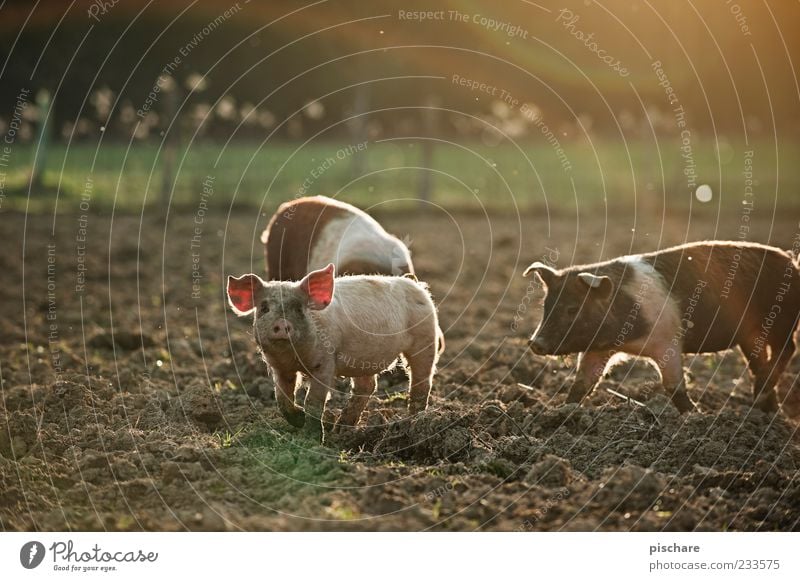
[2,206,799,531]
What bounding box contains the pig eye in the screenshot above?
[258,301,270,314]
[566,305,579,316]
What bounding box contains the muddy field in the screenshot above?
[2,205,800,531]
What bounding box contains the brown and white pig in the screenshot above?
[261,195,414,280]
[227,263,441,441]
[525,241,800,413]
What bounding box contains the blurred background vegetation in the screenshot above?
[1,0,798,213]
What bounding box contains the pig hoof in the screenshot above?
[322,417,336,435]
[671,393,697,414]
[565,391,588,405]
[754,393,779,414]
[280,406,306,428]
[333,417,355,433]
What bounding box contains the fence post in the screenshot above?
[160,82,180,210]
[347,83,370,181]
[417,96,439,207]
[31,89,51,191]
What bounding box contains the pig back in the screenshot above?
[307,215,413,277]
[645,242,800,353]
[263,196,414,280]
[263,197,351,281]
[314,276,437,366]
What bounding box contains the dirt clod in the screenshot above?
[88,330,156,351]
[524,454,574,488]
[179,383,223,429]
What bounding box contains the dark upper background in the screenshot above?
[0,0,798,212]
[2,0,798,141]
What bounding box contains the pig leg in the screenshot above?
[655,352,697,413]
[742,341,775,412]
[750,338,794,413]
[303,359,335,441]
[566,351,612,404]
[336,375,377,430]
[274,369,305,428]
[406,346,437,415]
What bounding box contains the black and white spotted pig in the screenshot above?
[262,195,413,280]
[525,241,800,413]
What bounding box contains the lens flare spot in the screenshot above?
[695,184,713,203]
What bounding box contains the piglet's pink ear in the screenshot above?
[300,263,335,310]
[227,274,265,316]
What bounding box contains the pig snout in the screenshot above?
[268,318,294,340]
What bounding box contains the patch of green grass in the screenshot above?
[115,514,136,530]
[214,427,245,449]
[239,427,288,449]
[382,390,409,404]
[213,379,239,393]
[5,138,798,213]
[431,498,442,520]
[202,425,350,514]
[239,427,346,488]
[326,501,360,521]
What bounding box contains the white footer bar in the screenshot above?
[0,532,795,580]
